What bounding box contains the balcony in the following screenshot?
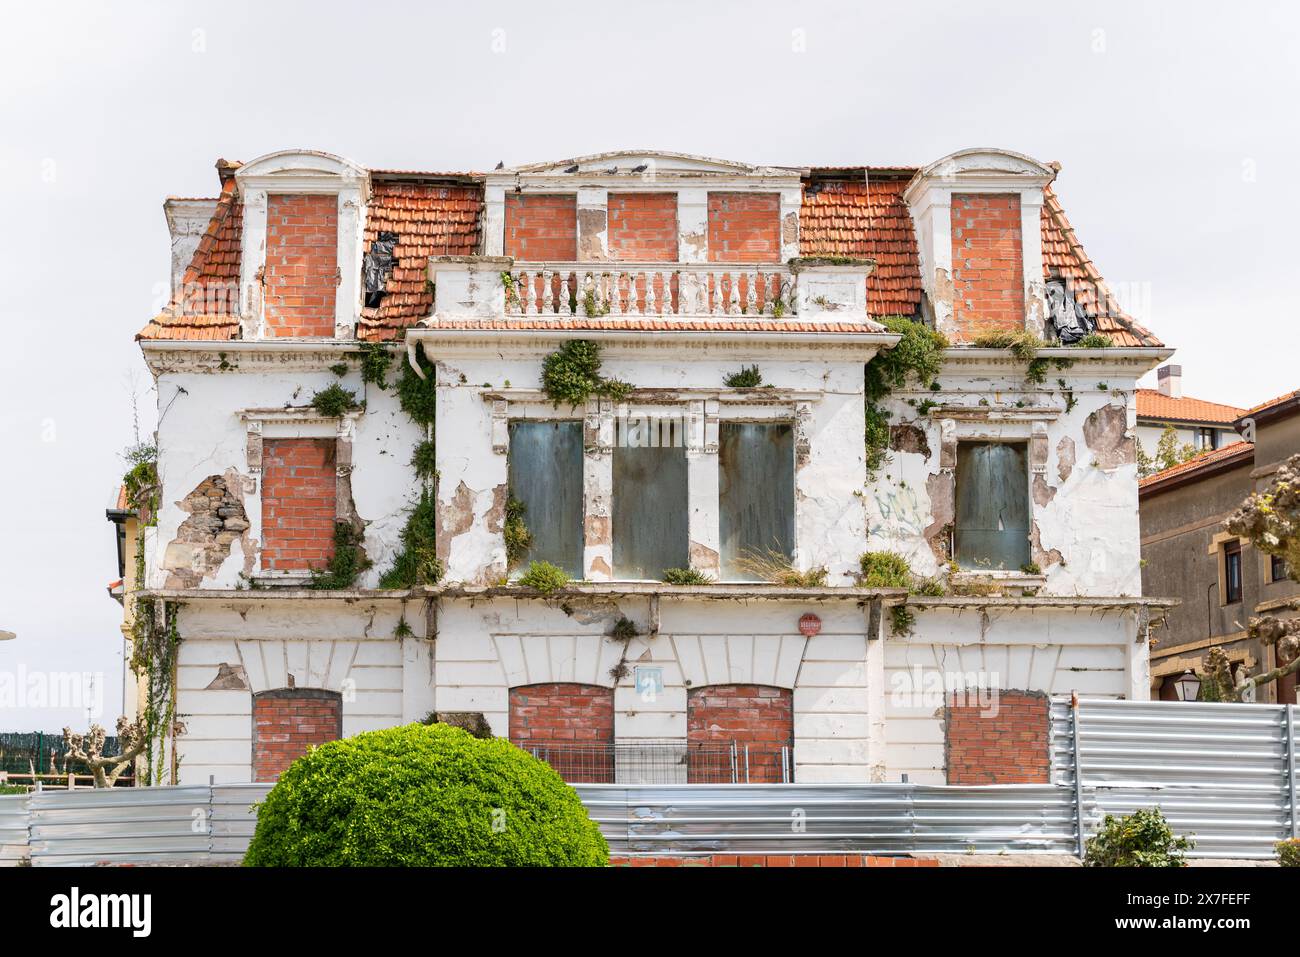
[426,256,878,325]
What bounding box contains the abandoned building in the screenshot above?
[123,147,1177,786]
[1141,389,1299,702]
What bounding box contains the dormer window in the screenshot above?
[234,150,369,340]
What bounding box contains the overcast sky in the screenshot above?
[1,0,1295,731]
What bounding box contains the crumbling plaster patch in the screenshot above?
[1083,404,1135,470]
[163,470,254,589]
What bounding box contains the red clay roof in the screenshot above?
[1242,388,1300,418]
[358,182,482,342]
[1139,440,1254,494]
[1040,185,1161,348]
[137,175,243,341]
[1136,389,1245,424]
[799,175,922,318]
[139,159,1164,348]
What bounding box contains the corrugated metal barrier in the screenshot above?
[1053,697,1298,860]
[0,698,1292,863]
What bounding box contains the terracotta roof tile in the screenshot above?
[1139,440,1254,493]
[1242,388,1300,417]
[1136,389,1245,424]
[1041,184,1162,347]
[799,175,922,319]
[137,175,242,341]
[358,181,483,341]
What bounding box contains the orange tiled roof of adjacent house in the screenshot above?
[139,159,1164,348]
[1135,390,1246,424]
[1138,440,1254,492]
[1242,388,1300,418]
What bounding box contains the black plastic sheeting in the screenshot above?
[363,231,399,308]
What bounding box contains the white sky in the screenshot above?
[0,0,1296,731]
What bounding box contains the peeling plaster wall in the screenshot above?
[152,366,421,589]
[170,594,1146,785]
[866,367,1144,596]
[434,349,869,586]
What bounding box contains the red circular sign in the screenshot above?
[798,613,822,637]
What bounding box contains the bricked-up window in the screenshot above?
[687,685,793,783]
[719,423,795,581]
[508,421,584,578]
[504,194,577,261]
[613,419,688,580]
[608,193,679,262]
[944,690,1049,784]
[252,688,342,781]
[261,438,337,572]
[707,193,780,263]
[950,193,1024,337]
[264,194,339,337]
[954,441,1030,571]
[509,683,614,783]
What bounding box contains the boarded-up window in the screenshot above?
[954,442,1030,570]
[719,422,795,580]
[508,421,584,578]
[613,424,688,580]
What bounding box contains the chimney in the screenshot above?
[1157,364,1182,399]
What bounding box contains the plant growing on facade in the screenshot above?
[242,724,608,866]
[309,522,372,590]
[379,490,442,588]
[517,560,570,594]
[864,317,948,480]
[122,443,160,520]
[541,339,631,408]
[1083,807,1193,867]
[733,547,827,586]
[130,599,182,784]
[61,718,148,789]
[309,383,359,418]
[1074,332,1114,349]
[357,341,394,389]
[410,440,437,480]
[503,496,533,568]
[724,365,764,388]
[661,567,714,585]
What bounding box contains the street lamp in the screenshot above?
[1173,669,1201,702]
[0,630,15,641]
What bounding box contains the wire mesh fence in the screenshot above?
[0,731,132,787]
[521,740,793,784]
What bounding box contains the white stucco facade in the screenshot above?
[134,147,1173,786]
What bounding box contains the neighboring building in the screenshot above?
[1140,390,1299,702]
[1135,365,1244,455]
[125,147,1174,787]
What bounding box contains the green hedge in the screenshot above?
[243,723,608,867]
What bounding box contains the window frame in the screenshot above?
[1223,539,1243,604]
[953,438,1033,572]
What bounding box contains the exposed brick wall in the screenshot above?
[509,683,615,783]
[252,688,342,781]
[261,438,336,572]
[608,193,679,262]
[950,193,1024,339]
[707,192,781,263]
[264,193,338,337]
[944,690,1050,784]
[686,684,793,782]
[504,194,577,261]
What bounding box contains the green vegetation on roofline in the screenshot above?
[661,567,714,585]
[724,365,765,388]
[541,339,632,407]
[1073,332,1114,349]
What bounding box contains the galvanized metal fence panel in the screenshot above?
[211,784,272,863]
[0,794,29,864]
[28,785,212,867]
[574,783,1076,856]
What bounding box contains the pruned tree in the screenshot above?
[62,717,147,788]
[1205,453,1300,700]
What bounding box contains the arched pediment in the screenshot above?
[504,149,801,178]
[914,148,1055,183]
[235,149,368,185]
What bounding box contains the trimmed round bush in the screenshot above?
[243,724,608,867]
